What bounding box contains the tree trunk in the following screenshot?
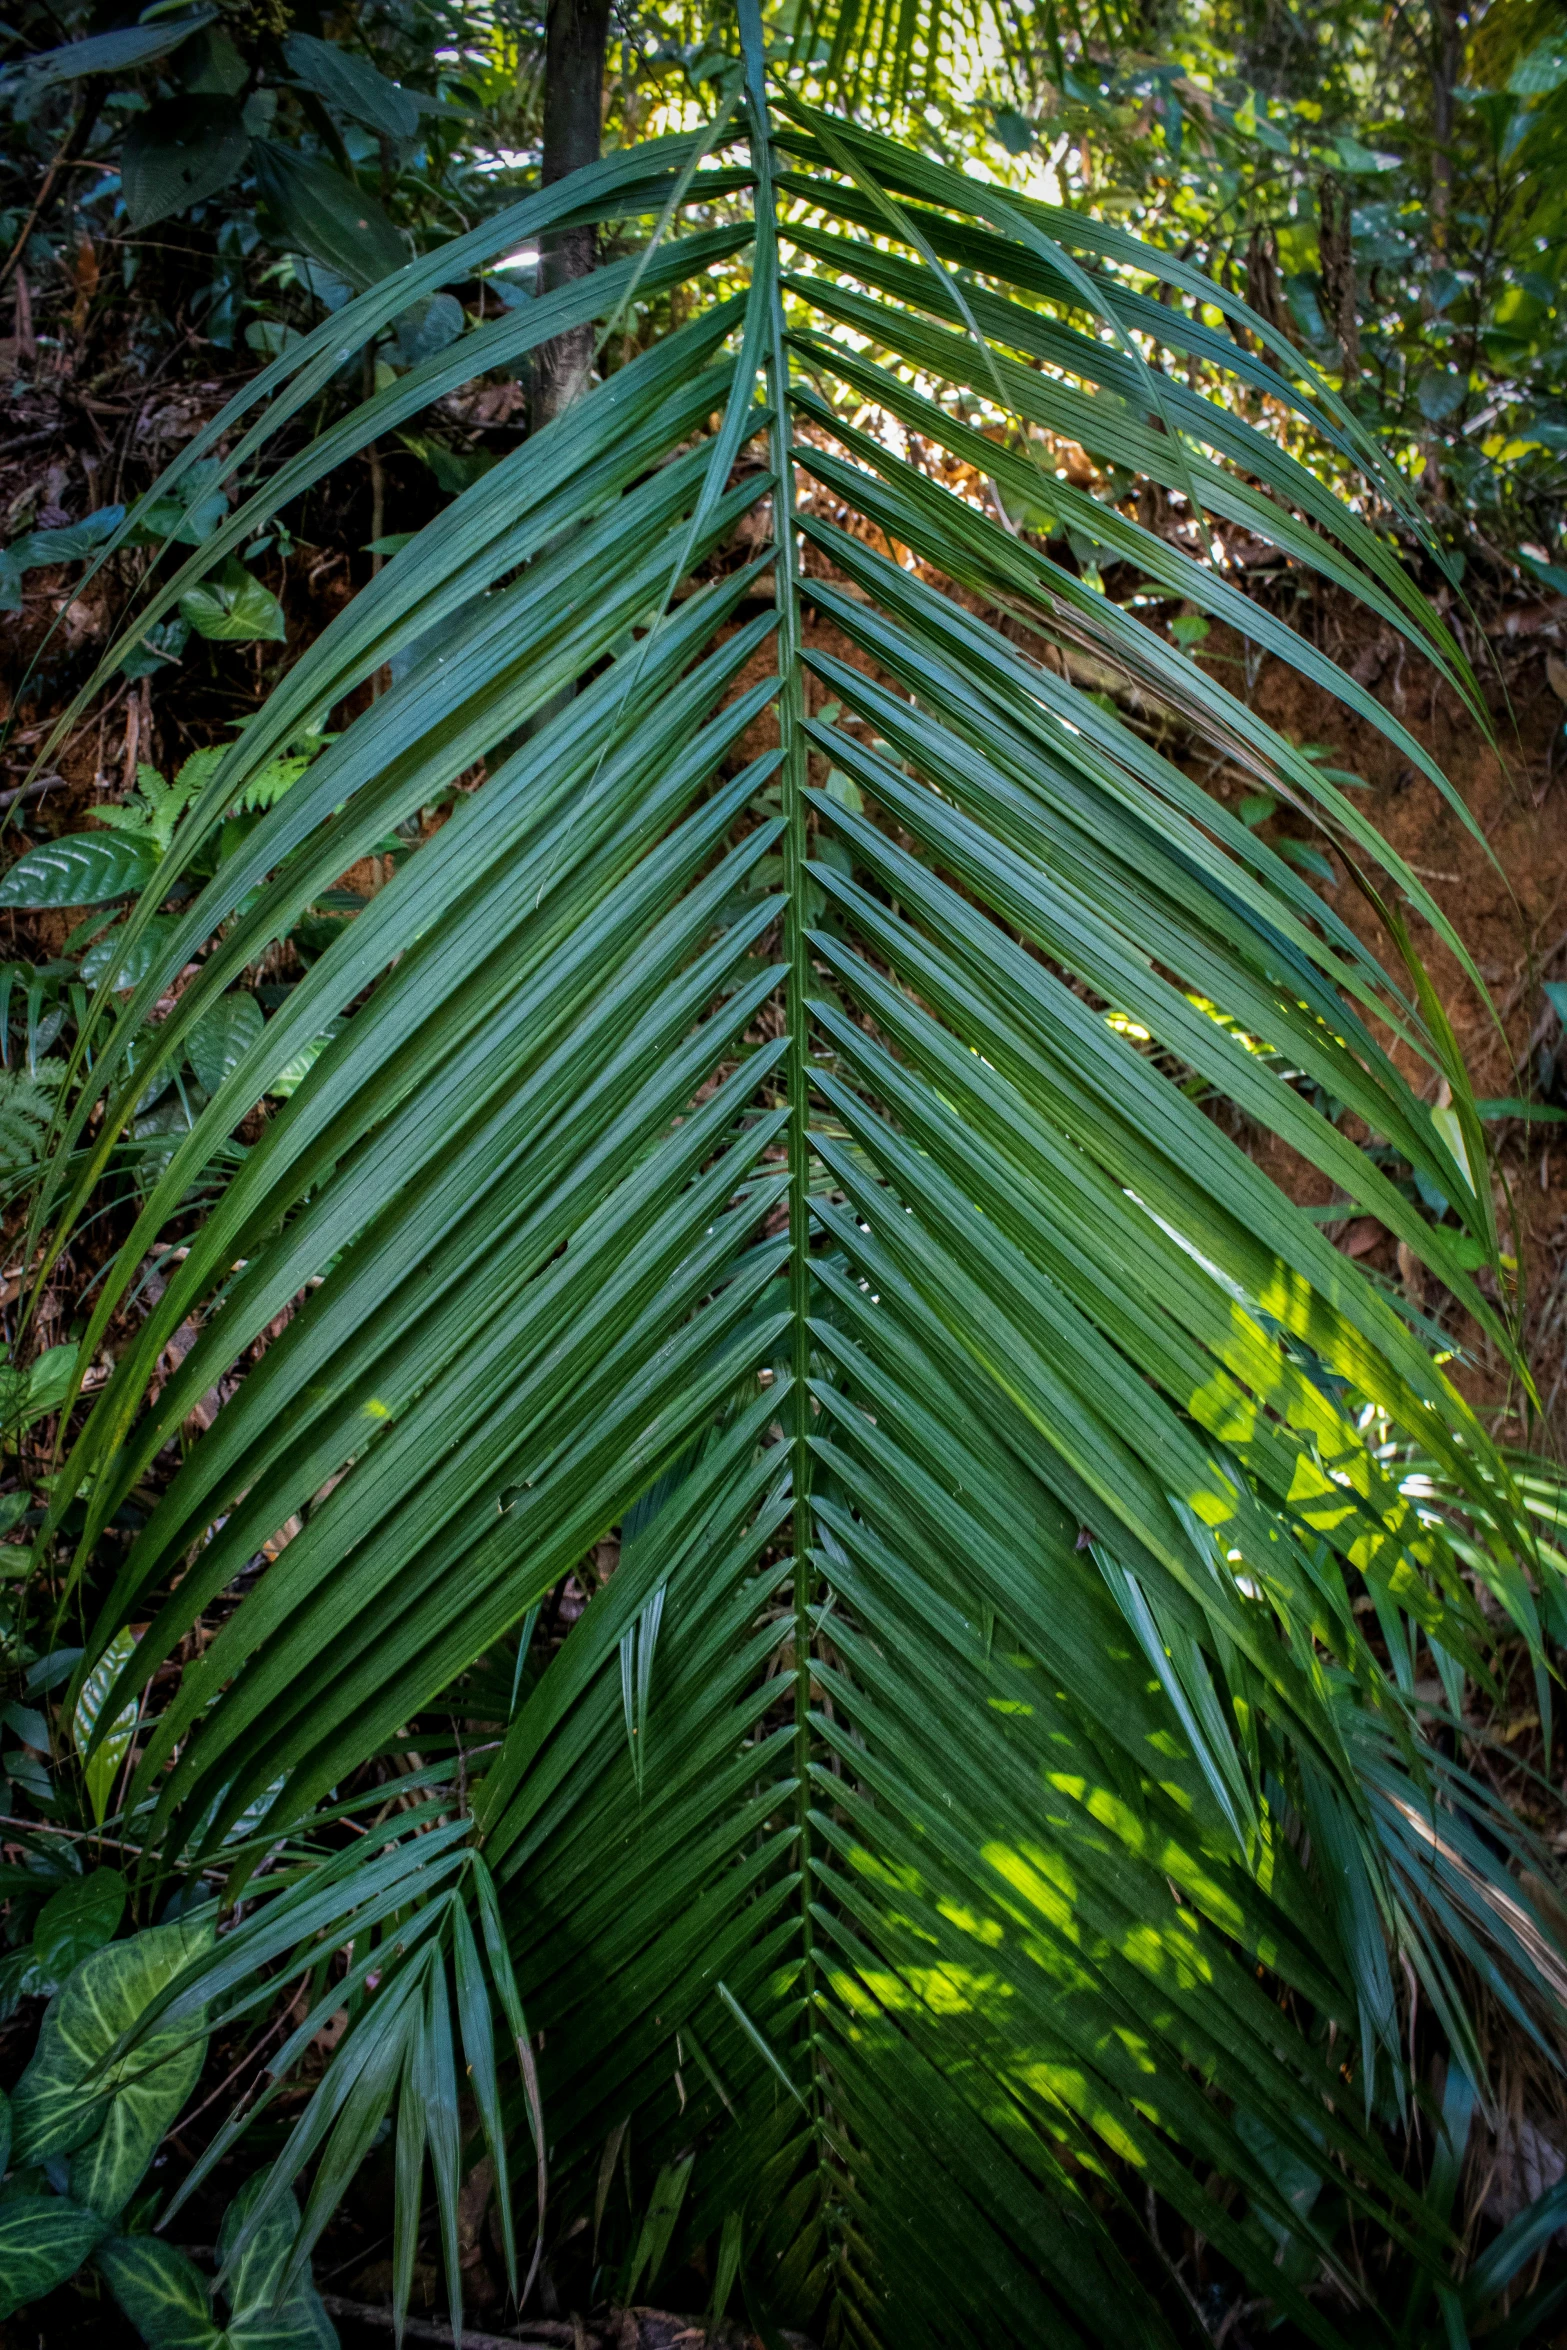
[1318,177,1360,389]
[1429,0,1461,254]
[531,0,612,432]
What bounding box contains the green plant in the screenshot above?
[7,27,1567,2344]
[0,1063,62,1182]
[996,0,1567,587]
[0,1913,210,2320]
[97,2169,339,2350]
[0,730,334,1224]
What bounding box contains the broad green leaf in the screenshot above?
[120,619,191,680]
[128,464,230,549]
[1419,371,1467,423]
[250,141,408,291]
[0,11,214,92]
[75,1627,140,1825]
[1,1699,49,1746]
[2,1746,51,1806]
[289,257,358,313]
[26,1647,83,1694]
[1327,131,1396,172]
[33,1869,127,1982]
[0,510,125,619]
[97,2234,221,2350]
[121,100,251,231]
[391,295,466,368]
[0,1342,77,1434]
[281,33,421,140]
[397,430,493,493]
[0,2190,109,2319]
[245,321,306,363]
[101,2170,338,2350]
[187,995,265,1101]
[179,563,287,645]
[11,1917,210,2214]
[1509,32,1567,94]
[218,2167,339,2350]
[81,918,179,996]
[267,1021,343,1099]
[0,834,158,911]
[181,24,247,97]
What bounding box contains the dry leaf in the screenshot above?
[1547,651,1567,703]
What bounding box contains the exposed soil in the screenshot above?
[1226,586,1567,1449]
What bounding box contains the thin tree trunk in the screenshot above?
[1429,0,1461,252]
[531,0,612,433]
[1318,177,1360,389]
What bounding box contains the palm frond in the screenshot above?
[27,47,1567,2347]
[788,0,1121,119]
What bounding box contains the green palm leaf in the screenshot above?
[27,30,1567,2344]
[789,0,1132,118]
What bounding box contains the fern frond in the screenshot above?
[0,1059,62,1175]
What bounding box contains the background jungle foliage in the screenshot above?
[1,0,1567,2346]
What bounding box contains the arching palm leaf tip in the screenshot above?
[31,27,1567,2346]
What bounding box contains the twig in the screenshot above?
[0,775,64,808]
[159,1978,305,2142]
[1500,922,1567,1021]
[1143,2184,1211,2338]
[0,1812,145,1847]
[0,1814,225,1875]
[315,2300,580,2349]
[1213,2299,1268,2349]
[0,426,74,459]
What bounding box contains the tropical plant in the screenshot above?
[988,0,1567,591]
[7,10,1567,2340]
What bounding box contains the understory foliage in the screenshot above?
[7,18,1567,2349]
[997,0,1567,597]
[4,0,1562,664]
